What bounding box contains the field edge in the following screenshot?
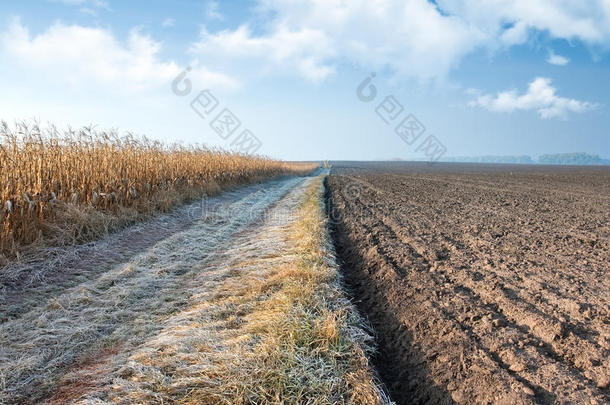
[200,173,393,403]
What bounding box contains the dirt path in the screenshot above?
[0,175,314,404]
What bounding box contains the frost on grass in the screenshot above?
[0,175,388,404]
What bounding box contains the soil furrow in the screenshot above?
[326,162,610,404]
[342,182,600,401]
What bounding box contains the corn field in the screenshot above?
[0,121,316,261]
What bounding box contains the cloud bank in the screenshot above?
[0,18,239,92]
[470,77,596,118]
[189,0,610,82]
[2,0,606,124]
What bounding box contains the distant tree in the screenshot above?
[537,153,605,165]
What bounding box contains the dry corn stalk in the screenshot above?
[0,121,317,261]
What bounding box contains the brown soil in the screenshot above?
[326,162,609,405]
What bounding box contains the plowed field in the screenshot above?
[326,162,609,404]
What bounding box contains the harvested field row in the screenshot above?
[326,162,609,404]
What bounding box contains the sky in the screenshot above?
[0,0,609,161]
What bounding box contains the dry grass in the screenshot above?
[0,121,316,264]
[230,176,390,404]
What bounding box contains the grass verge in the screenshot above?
[203,175,389,404]
[182,175,390,404]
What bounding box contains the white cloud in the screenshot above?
[499,21,530,45]
[191,0,487,82]
[438,0,610,44]
[205,1,224,21]
[0,18,238,92]
[191,25,336,82]
[162,18,175,28]
[547,50,570,66]
[470,77,596,118]
[187,0,610,83]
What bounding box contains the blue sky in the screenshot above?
[0,0,609,160]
